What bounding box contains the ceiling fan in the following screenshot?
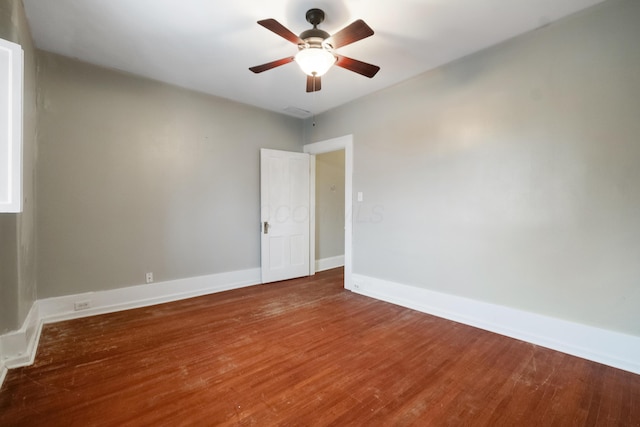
[249,8,380,92]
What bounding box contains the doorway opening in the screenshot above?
[314,150,345,272]
[304,135,353,290]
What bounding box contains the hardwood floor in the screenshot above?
[1,268,639,426]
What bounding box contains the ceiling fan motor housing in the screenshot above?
[300,9,332,47]
[299,29,331,44]
[298,36,332,51]
[299,9,333,57]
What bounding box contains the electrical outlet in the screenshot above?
[353,282,361,290]
[145,272,154,284]
[74,300,91,311]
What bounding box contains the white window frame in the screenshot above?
[0,37,23,213]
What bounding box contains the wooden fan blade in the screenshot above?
[249,57,295,73]
[335,55,380,78]
[258,19,304,45]
[328,19,374,49]
[306,75,322,92]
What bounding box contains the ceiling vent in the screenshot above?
[283,106,312,118]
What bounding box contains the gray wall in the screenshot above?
[315,150,345,260]
[303,0,640,335]
[36,52,303,298]
[0,0,38,333]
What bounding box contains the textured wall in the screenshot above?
[36,52,303,298]
[303,0,640,335]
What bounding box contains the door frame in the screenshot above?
[303,135,353,290]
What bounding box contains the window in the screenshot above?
[0,37,23,213]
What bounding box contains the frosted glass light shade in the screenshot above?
[295,48,336,76]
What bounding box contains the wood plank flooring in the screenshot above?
[1,268,639,426]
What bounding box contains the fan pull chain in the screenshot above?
[312,74,317,127]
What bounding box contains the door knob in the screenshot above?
[263,221,270,234]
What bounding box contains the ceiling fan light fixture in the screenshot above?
[294,47,336,77]
[250,9,379,91]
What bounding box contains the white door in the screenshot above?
[260,149,310,283]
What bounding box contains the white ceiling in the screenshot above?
[23,0,606,118]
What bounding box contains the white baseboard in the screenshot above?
[0,347,6,389]
[1,302,42,369]
[0,362,6,390]
[352,274,640,375]
[315,255,345,272]
[0,267,261,388]
[4,268,636,392]
[37,268,261,324]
